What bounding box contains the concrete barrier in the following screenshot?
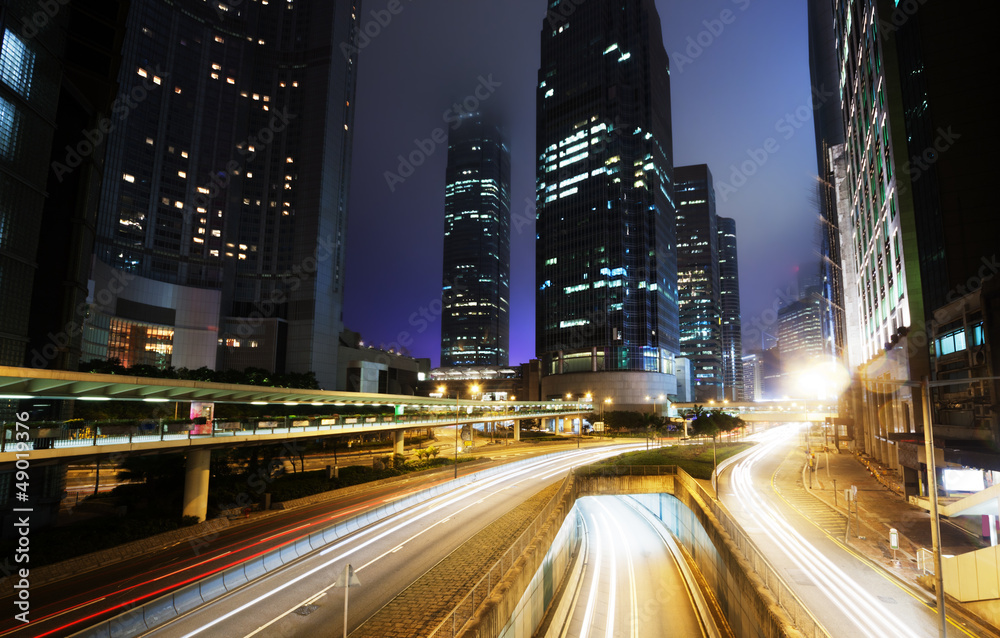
[71,450,574,637]
[443,468,820,638]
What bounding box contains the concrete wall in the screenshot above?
[457,470,816,638]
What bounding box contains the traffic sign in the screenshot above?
[334,564,361,588]
[890,528,899,550]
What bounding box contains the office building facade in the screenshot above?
[535,0,678,411]
[83,0,360,389]
[675,164,722,403]
[440,114,511,367]
[831,0,995,472]
[717,216,743,401]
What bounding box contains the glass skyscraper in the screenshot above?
[675,165,722,403]
[440,114,511,367]
[717,216,743,401]
[535,0,677,410]
[83,0,359,389]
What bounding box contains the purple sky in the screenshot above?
[344,0,819,367]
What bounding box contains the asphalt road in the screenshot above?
[717,424,974,638]
[552,495,716,638]
[0,439,630,638]
[138,445,644,637]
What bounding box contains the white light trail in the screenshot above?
[730,425,919,638]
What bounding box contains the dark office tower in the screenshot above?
[2,3,127,373]
[440,114,511,367]
[830,1,996,474]
[84,0,359,389]
[674,165,722,403]
[717,216,743,402]
[808,0,846,365]
[535,0,677,412]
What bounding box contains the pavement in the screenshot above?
[772,438,998,634]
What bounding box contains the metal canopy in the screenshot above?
[0,365,590,410]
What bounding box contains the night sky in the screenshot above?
[344,0,819,368]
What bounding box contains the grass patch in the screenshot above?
[594,440,754,479]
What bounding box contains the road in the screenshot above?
[0,439,634,638]
[718,424,970,638]
[550,496,717,638]
[136,445,642,637]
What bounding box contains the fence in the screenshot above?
[428,474,576,637]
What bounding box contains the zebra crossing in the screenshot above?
[773,465,850,539]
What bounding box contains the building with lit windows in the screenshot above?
[440,114,510,367]
[742,353,762,402]
[778,292,827,397]
[1,0,129,532]
[675,165,722,403]
[82,0,360,389]
[718,216,743,401]
[808,0,847,367]
[830,0,995,478]
[535,0,677,413]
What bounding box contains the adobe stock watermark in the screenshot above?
[18,0,76,39]
[671,0,752,74]
[383,74,502,192]
[898,127,961,191]
[339,0,413,60]
[28,269,135,369]
[717,83,835,202]
[192,108,296,212]
[879,0,929,40]
[51,66,168,182]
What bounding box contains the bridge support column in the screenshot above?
[182,449,211,523]
[393,430,404,455]
[514,420,520,442]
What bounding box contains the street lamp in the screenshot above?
[439,385,461,479]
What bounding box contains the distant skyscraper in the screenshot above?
[675,165,722,403]
[440,114,511,367]
[82,0,360,389]
[717,216,743,401]
[535,0,677,411]
[778,292,826,397]
[742,353,762,402]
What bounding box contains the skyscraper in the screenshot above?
[536,0,677,411]
[778,292,826,397]
[717,216,743,401]
[808,0,847,365]
[675,164,722,403]
[82,0,360,389]
[440,114,511,367]
[831,0,995,468]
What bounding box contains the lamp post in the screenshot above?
[439,385,461,479]
[862,373,1000,638]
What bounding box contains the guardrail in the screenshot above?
[70,449,574,638]
[429,475,576,637]
[0,409,584,456]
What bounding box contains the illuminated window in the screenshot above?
[123,173,135,183]
[1,29,35,98]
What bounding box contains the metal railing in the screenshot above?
[0,409,585,455]
[429,475,576,637]
[674,471,831,638]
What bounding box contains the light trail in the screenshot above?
[729,425,919,638]
[169,444,644,638]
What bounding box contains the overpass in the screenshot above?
[0,365,590,520]
[673,400,837,423]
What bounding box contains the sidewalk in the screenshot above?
[779,443,999,634]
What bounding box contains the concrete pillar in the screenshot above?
[182,448,211,523]
[514,420,520,441]
[393,429,405,455]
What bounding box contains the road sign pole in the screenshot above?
[343,569,349,638]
